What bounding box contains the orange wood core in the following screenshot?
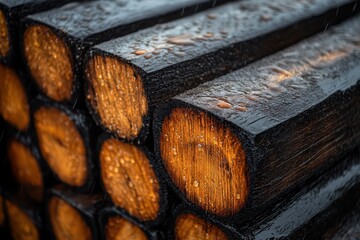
[6,200,39,240]
[48,197,92,240]
[34,106,87,187]
[24,25,73,101]
[160,107,248,216]
[0,195,4,226]
[0,64,30,131]
[86,55,148,140]
[100,139,160,221]
[175,213,228,240]
[8,138,43,202]
[106,216,148,240]
[0,10,9,57]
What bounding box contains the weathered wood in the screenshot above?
[22,0,234,104]
[0,63,30,132]
[0,0,77,64]
[4,192,48,240]
[236,150,360,239]
[46,185,102,240]
[85,0,359,144]
[98,134,168,227]
[153,16,360,220]
[169,204,241,240]
[32,96,97,192]
[98,206,161,240]
[6,132,54,202]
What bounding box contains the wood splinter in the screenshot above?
[154,16,360,219]
[0,64,30,131]
[85,0,359,143]
[99,135,167,225]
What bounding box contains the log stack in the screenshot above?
[0,0,359,239]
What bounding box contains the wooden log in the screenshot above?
[153,16,360,220]
[32,96,97,192]
[236,150,360,239]
[98,206,161,240]
[85,0,359,144]
[4,193,47,240]
[169,205,241,240]
[98,134,168,226]
[21,0,234,104]
[0,63,30,132]
[46,185,102,240]
[6,132,54,202]
[0,0,77,64]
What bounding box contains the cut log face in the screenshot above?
[87,56,148,140]
[22,0,233,103]
[5,200,39,240]
[100,138,160,222]
[87,0,359,143]
[34,106,87,187]
[0,9,9,58]
[48,196,92,240]
[106,216,148,240]
[24,24,73,101]
[0,64,30,131]
[175,213,228,240]
[154,16,360,217]
[7,138,43,202]
[160,108,248,216]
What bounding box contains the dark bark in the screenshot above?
[153,16,360,222]
[87,0,359,143]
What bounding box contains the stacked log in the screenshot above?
[0,0,359,239]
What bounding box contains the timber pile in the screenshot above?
[0,0,359,239]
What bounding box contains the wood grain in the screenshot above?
[154,16,360,219]
[87,0,359,143]
[106,216,148,240]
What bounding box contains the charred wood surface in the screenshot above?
[153,16,360,221]
[86,0,359,144]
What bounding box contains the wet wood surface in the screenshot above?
[153,16,360,221]
[87,0,359,143]
[22,0,234,103]
[0,0,76,64]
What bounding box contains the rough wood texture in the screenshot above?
[0,0,76,64]
[7,133,47,202]
[46,185,102,240]
[0,64,30,132]
[22,0,233,103]
[153,16,360,220]
[86,0,359,144]
[98,206,161,240]
[32,97,96,192]
[3,193,47,240]
[236,150,360,239]
[98,134,168,226]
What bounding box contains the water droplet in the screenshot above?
[167,34,195,46]
[236,194,241,200]
[216,100,232,108]
[193,181,199,188]
[134,49,147,55]
[207,13,217,19]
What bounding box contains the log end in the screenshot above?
[86,55,148,141]
[159,106,248,216]
[48,196,92,240]
[23,24,73,102]
[0,64,30,131]
[106,216,148,240]
[5,200,39,240]
[175,213,228,240]
[34,106,87,187]
[7,138,43,202]
[0,9,9,58]
[100,138,160,222]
